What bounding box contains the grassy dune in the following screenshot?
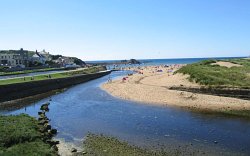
[176,59,250,88]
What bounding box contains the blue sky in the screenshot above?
[0,0,250,60]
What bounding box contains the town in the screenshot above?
[0,48,86,71]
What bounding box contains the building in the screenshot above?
[39,49,51,61]
[0,48,30,67]
[30,50,47,65]
[53,57,75,67]
[0,53,25,67]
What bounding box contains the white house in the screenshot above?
[30,51,47,65]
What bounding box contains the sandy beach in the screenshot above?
[102,65,250,112]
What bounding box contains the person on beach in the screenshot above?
[108,76,112,83]
[122,77,126,82]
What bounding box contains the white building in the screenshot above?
[30,52,46,65]
[39,50,51,61]
[53,57,75,67]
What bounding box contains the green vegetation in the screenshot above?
[0,66,106,85]
[176,59,250,88]
[83,134,168,156]
[0,114,57,156]
[83,134,204,156]
[221,110,250,118]
[0,68,62,76]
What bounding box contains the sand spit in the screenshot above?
[102,65,250,112]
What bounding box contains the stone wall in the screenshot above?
[0,71,111,103]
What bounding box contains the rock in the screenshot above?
[38,117,44,121]
[39,113,46,118]
[38,112,45,115]
[44,123,52,130]
[51,129,57,135]
[51,145,58,151]
[38,116,49,121]
[45,131,53,138]
[39,127,47,133]
[82,151,87,155]
[40,103,50,111]
[38,119,49,125]
[214,141,218,144]
[71,148,77,153]
[129,59,141,64]
[47,140,60,146]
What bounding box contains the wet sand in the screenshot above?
[102,65,250,112]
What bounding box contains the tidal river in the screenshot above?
[1,71,250,155]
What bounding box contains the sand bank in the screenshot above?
[212,61,242,68]
[102,65,250,112]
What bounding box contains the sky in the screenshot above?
[0,0,250,60]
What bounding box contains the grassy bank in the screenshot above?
[0,66,106,85]
[0,67,63,76]
[0,114,57,156]
[176,58,250,88]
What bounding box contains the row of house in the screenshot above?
[0,49,51,68]
[0,53,26,67]
[0,49,82,68]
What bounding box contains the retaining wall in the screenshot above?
[0,71,111,103]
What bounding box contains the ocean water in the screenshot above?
[86,57,244,65]
[86,57,245,69]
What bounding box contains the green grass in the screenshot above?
[176,59,250,88]
[0,68,63,76]
[0,114,57,156]
[1,140,55,156]
[0,66,106,85]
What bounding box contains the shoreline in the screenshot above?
[101,65,250,114]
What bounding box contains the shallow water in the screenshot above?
[1,71,250,155]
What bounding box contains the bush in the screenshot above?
[176,59,250,88]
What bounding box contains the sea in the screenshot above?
[86,56,245,69]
